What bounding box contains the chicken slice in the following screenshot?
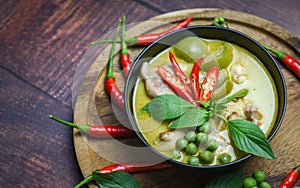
[140,62,175,98]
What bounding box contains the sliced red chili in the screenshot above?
[199,67,219,102]
[157,66,196,105]
[190,57,204,99]
[169,51,191,86]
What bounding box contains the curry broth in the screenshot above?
[133,39,278,165]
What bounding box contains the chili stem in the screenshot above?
[106,20,121,79]
[262,44,285,59]
[105,19,125,109]
[212,16,229,27]
[74,174,93,188]
[121,16,128,55]
[216,114,229,123]
[49,115,78,129]
[120,15,132,77]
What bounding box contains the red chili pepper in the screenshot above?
[91,17,193,46]
[132,16,192,45]
[199,67,219,102]
[74,162,172,188]
[190,57,204,99]
[105,20,125,109]
[120,16,131,77]
[279,164,300,188]
[157,66,196,105]
[263,44,300,78]
[169,51,191,86]
[98,162,172,173]
[49,115,135,138]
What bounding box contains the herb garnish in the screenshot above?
[142,94,195,120]
[93,170,140,188]
[205,171,245,188]
[142,89,275,159]
[227,119,275,159]
[74,170,141,188]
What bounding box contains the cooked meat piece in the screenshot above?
[140,62,174,98]
[222,98,247,120]
[222,98,262,125]
[159,131,174,141]
[154,129,185,152]
[245,102,262,125]
[230,62,249,84]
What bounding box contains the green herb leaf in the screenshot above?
[92,170,140,188]
[218,89,248,104]
[205,171,244,188]
[227,119,275,159]
[142,94,194,120]
[215,89,249,111]
[169,107,209,129]
[200,100,210,108]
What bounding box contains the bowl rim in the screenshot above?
[124,25,287,169]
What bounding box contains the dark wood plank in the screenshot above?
[141,0,300,38]
[0,67,83,187]
[0,0,157,106]
[0,0,299,187]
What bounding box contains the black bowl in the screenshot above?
[124,26,287,172]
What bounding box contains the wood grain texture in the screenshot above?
[0,0,156,106]
[74,9,300,188]
[0,67,82,186]
[141,0,300,39]
[0,0,299,187]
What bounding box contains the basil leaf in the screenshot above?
[200,100,210,108]
[205,171,244,188]
[216,89,249,110]
[224,88,249,102]
[169,107,208,129]
[227,119,275,160]
[92,170,140,188]
[142,94,194,120]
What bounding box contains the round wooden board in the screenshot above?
[73,8,300,187]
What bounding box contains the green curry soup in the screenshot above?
[133,37,278,166]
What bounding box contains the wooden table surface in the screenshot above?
[1,1,299,187]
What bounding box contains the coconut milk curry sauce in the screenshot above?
[132,37,278,166]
